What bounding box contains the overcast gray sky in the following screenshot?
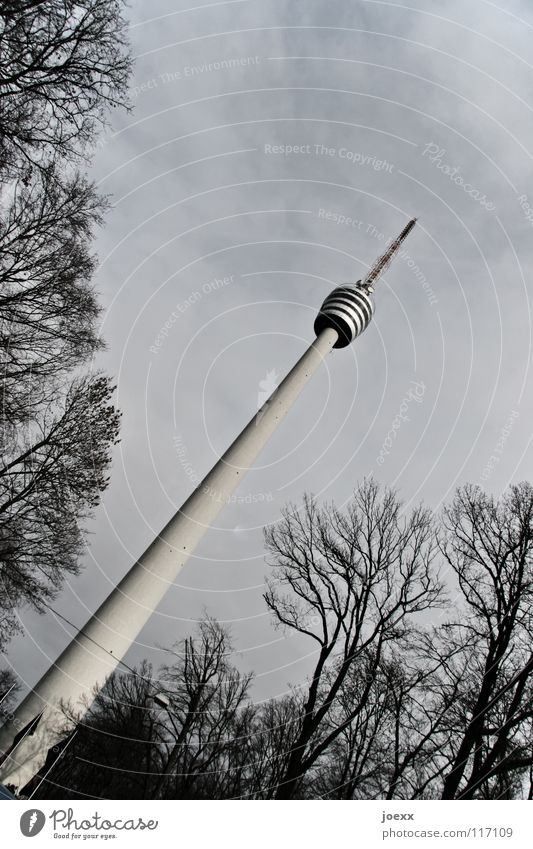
[6,0,533,704]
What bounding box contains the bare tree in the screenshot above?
[152,617,252,799]
[0,667,19,722]
[0,0,131,176]
[0,373,120,648]
[264,479,445,799]
[438,483,533,799]
[239,694,302,799]
[32,662,164,799]
[32,620,252,800]
[28,483,533,801]
[0,164,106,431]
[304,651,389,799]
[0,0,131,650]
[314,651,404,799]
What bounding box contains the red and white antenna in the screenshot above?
[361,217,417,291]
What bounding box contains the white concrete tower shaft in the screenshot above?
[0,328,339,792]
[0,217,415,793]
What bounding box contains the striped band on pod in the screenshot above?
[314,282,375,348]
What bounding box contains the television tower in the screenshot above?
[0,218,416,794]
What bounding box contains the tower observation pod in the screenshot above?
[314,283,376,347]
[314,216,416,347]
[0,217,417,795]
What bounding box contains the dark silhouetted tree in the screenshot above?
[151,617,252,799]
[29,484,533,801]
[0,0,131,649]
[0,374,120,647]
[0,667,19,719]
[0,165,106,430]
[243,694,302,799]
[0,0,131,177]
[264,479,445,799]
[32,661,163,799]
[33,620,252,800]
[438,483,533,799]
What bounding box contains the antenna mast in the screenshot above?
[361,218,417,291]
